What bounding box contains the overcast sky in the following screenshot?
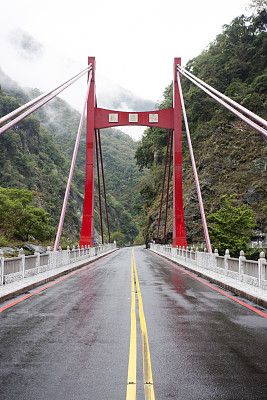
[1,0,251,139]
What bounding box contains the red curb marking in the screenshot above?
[0,252,115,313]
[149,250,267,319]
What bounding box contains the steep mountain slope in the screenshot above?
[0,88,83,243]
[135,9,267,246]
[0,80,146,245]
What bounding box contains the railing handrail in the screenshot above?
[0,243,116,286]
[150,244,266,290]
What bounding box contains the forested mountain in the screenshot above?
[1,5,266,250]
[0,77,145,246]
[135,8,267,247]
[0,88,84,245]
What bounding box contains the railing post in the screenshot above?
[258,251,266,288]
[0,249,4,285]
[19,248,25,278]
[47,246,52,268]
[214,249,219,269]
[239,250,245,277]
[190,246,194,260]
[34,249,40,272]
[72,245,76,261]
[224,249,230,272]
[195,247,199,264]
[58,246,62,267]
[67,246,70,264]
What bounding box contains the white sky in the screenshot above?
[0,0,250,140]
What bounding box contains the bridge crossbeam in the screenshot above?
[94,108,174,130]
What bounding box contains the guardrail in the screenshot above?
[0,244,116,285]
[150,244,267,290]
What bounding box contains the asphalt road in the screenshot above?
[1,246,267,399]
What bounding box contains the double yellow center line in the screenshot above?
[126,249,155,400]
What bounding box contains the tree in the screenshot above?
[15,205,54,241]
[249,0,267,13]
[0,188,32,240]
[110,232,125,246]
[208,195,256,257]
[0,187,54,242]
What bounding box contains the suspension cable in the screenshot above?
[0,65,92,135]
[178,65,267,128]
[97,129,111,243]
[163,131,173,245]
[0,65,92,126]
[176,70,212,253]
[177,66,267,138]
[53,69,92,251]
[95,130,104,245]
[156,130,171,244]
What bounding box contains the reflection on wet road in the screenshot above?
[1,247,267,399]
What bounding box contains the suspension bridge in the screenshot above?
[0,57,267,400]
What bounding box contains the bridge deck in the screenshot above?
[1,247,267,399]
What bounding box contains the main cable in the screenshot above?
[95,130,104,245]
[0,65,92,135]
[53,69,92,251]
[97,129,111,244]
[163,131,173,246]
[178,65,267,138]
[176,69,212,253]
[178,65,267,128]
[156,130,171,244]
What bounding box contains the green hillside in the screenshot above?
[0,89,84,245]
[0,84,145,246]
[135,8,267,247]
[1,5,266,250]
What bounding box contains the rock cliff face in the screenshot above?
[142,119,266,246]
[182,119,266,244]
[135,10,267,246]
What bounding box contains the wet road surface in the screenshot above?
[1,246,267,399]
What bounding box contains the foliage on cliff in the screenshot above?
[135,8,267,248]
[0,89,83,245]
[0,82,145,245]
[208,195,256,257]
[0,187,54,242]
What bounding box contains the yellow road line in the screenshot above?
[133,249,155,400]
[126,252,137,400]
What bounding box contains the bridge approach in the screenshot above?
[1,247,267,400]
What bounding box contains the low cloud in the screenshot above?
[8,28,44,60]
[0,26,155,140]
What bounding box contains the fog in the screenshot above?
[0,27,158,139]
[1,0,250,140]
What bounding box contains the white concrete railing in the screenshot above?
[150,244,267,290]
[0,244,116,285]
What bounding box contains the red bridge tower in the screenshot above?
[80,57,187,248]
